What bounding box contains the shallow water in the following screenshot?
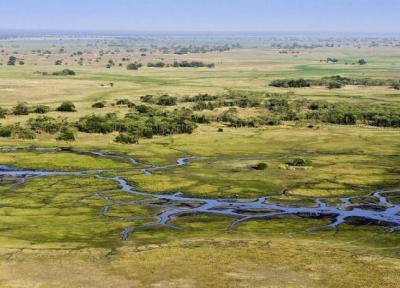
[0,147,399,240]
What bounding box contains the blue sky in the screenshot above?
[0,0,398,33]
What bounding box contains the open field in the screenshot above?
[0,35,399,287]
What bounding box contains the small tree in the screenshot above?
[7,56,17,66]
[126,62,142,70]
[56,101,76,112]
[358,59,367,65]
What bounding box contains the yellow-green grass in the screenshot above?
[0,151,131,171]
[118,125,400,198]
[0,123,398,197]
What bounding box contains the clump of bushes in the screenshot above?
[157,95,177,106]
[270,78,311,88]
[33,105,50,114]
[140,94,177,106]
[57,127,76,141]
[76,114,114,134]
[114,133,138,144]
[27,116,67,134]
[0,124,36,139]
[327,81,343,89]
[56,101,76,112]
[126,62,142,70]
[115,99,135,107]
[52,69,75,76]
[147,62,166,68]
[173,61,215,68]
[286,158,312,167]
[183,94,218,102]
[13,102,29,115]
[92,101,106,108]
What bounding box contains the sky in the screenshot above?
[0,0,398,33]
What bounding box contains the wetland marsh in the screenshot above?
[0,32,399,287]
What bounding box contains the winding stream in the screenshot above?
[0,147,399,240]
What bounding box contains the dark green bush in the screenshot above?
[56,101,76,112]
[253,162,268,170]
[52,69,75,76]
[0,126,12,137]
[92,101,106,108]
[270,78,311,88]
[76,115,114,134]
[115,133,139,144]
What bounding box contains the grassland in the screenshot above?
[0,37,399,287]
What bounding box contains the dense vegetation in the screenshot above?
[270,76,400,89]
[0,84,399,143]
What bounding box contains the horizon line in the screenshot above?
[0,29,399,35]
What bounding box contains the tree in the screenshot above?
[7,56,17,66]
[358,59,367,65]
[126,62,142,70]
[56,101,76,112]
